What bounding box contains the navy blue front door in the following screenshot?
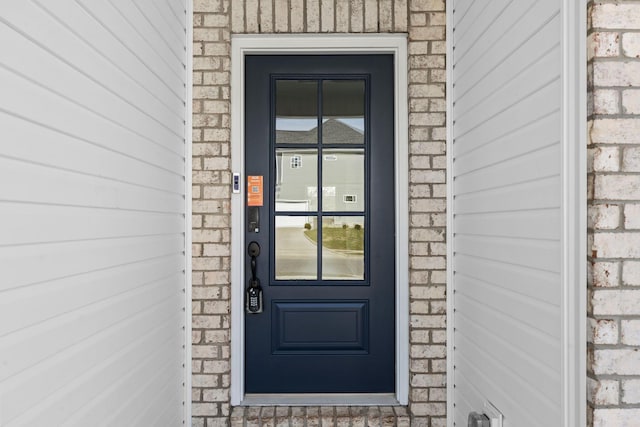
[244,55,395,393]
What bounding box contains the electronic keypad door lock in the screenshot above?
[245,241,263,314]
[248,206,260,233]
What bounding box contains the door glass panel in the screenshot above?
[322,80,365,145]
[275,149,318,211]
[275,216,318,280]
[322,149,364,212]
[276,80,318,144]
[272,80,369,284]
[321,216,364,280]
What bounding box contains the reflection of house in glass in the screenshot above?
[276,117,364,145]
[276,119,365,228]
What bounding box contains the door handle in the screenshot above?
[246,241,263,314]
[248,241,260,281]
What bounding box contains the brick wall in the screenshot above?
[587,2,640,426]
[191,0,446,426]
[406,2,447,426]
[192,1,233,425]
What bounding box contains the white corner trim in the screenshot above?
[561,1,587,426]
[230,33,409,406]
[184,0,194,424]
[445,1,455,425]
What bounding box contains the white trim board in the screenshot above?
[560,1,587,425]
[445,3,455,423]
[184,0,194,424]
[230,34,409,406]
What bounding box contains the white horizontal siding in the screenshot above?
[451,1,563,426]
[0,1,187,425]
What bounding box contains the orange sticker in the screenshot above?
[247,176,263,207]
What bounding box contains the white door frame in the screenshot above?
[229,34,409,406]
[445,1,587,425]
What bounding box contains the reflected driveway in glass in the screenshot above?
[275,224,364,281]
